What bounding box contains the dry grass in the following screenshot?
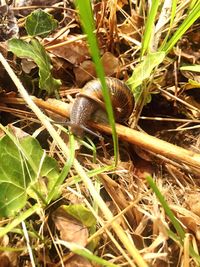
[0,0,200,266]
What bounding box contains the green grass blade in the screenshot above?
[167,226,200,264]
[57,240,120,267]
[0,246,25,252]
[0,204,39,238]
[189,0,199,10]
[75,0,119,165]
[146,175,185,240]
[146,176,200,262]
[141,0,160,56]
[180,65,200,72]
[159,0,178,50]
[66,165,114,186]
[161,4,200,54]
[127,52,165,94]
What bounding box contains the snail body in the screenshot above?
[70,77,134,137]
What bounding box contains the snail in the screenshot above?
[70,77,134,137]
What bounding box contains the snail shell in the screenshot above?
[70,77,134,136]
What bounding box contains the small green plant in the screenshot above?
[0,126,60,217]
[127,2,200,111]
[8,9,61,96]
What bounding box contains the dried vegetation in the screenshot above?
[0,0,200,266]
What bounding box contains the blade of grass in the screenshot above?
[85,136,97,163]
[180,65,200,72]
[57,240,121,267]
[167,223,200,264]
[0,227,39,238]
[75,0,119,165]
[0,246,25,252]
[65,165,114,186]
[146,175,185,240]
[146,176,200,263]
[141,0,160,56]
[22,221,36,267]
[161,4,200,54]
[159,0,178,50]
[0,204,39,238]
[189,0,199,10]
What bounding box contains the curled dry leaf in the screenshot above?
[7,125,29,139]
[21,58,37,74]
[101,52,119,76]
[47,38,90,65]
[48,37,119,85]
[182,94,200,118]
[118,11,143,41]
[0,254,12,267]
[52,207,89,247]
[74,52,119,86]
[51,57,73,83]
[181,70,200,84]
[0,42,9,58]
[74,60,96,86]
[0,252,19,267]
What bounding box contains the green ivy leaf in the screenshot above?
[25,9,58,37]
[20,136,60,195]
[0,135,60,217]
[63,204,96,227]
[0,136,30,217]
[127,52,165,92]
[133,85,152,104]
[8,38,61,95]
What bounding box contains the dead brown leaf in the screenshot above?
[74,52,119,86]
[118,11,143,41]
[0,254,12,267]
[21,59,37,74]
[74,60,96,86]
[52,207,88,247]
[101,52,119,76]
[47,38,90,65]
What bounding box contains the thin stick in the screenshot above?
[89,121,200,171]
[22,96,200,171]
[1,94,200,171]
